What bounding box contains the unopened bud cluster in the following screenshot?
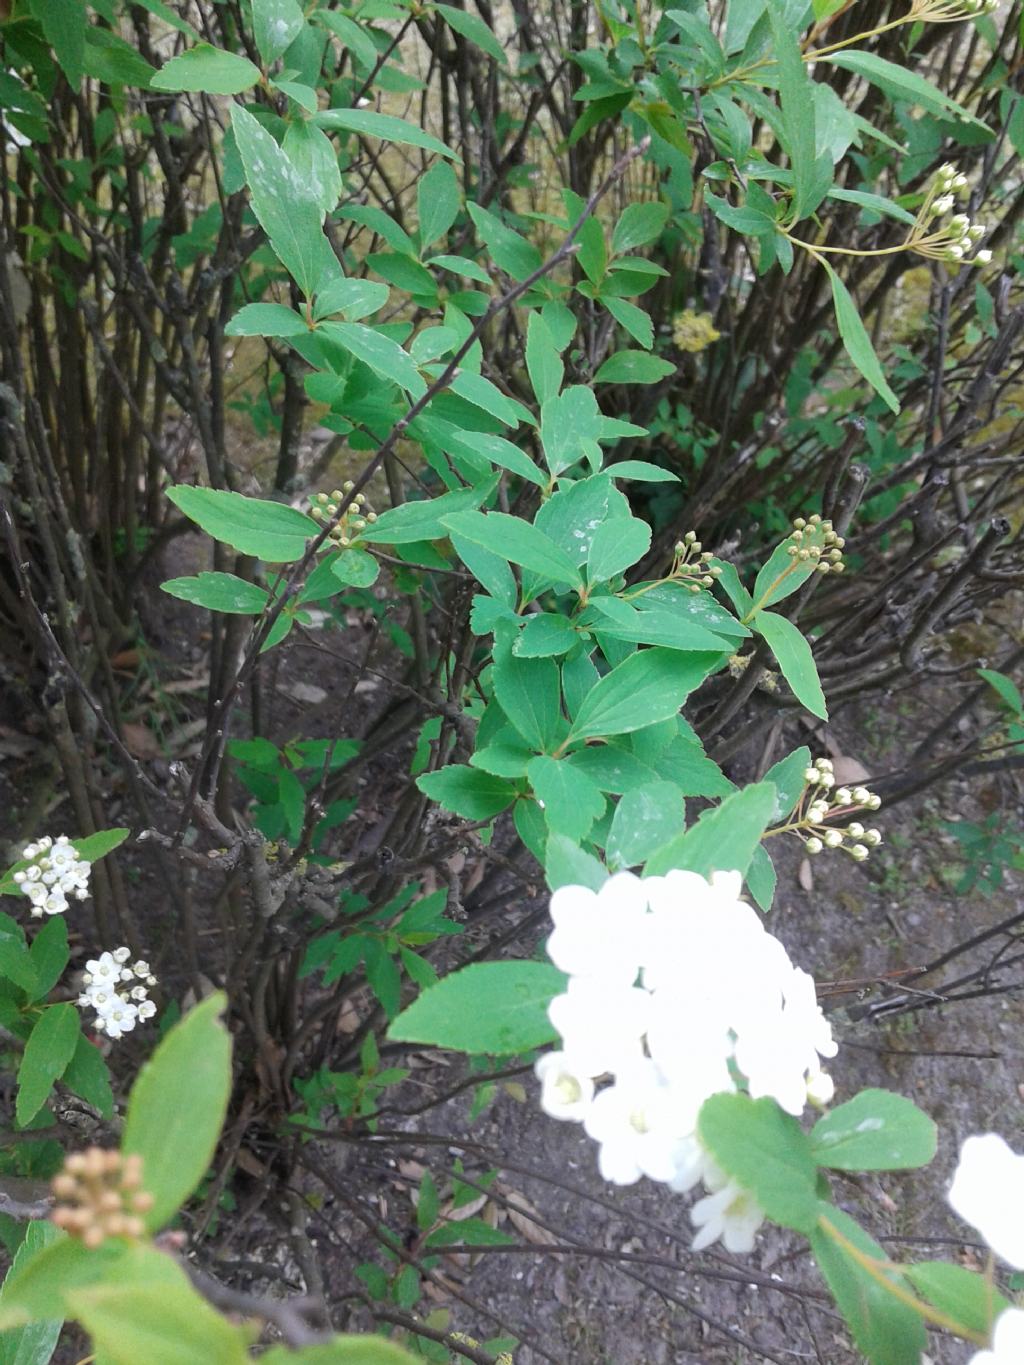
[914,165,991,265]
[52,1148,153,1247]
[78,948,157,1041]
[786,515,845,575]
[12,836,91,917]
[308,482,378,547]
[671,532,724,594]
[799,760,882,861]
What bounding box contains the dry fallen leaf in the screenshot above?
[798,857,814,891]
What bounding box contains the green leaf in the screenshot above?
[611,201,669,254]
[753,610,827,720]
[224,303,308,338]
[822,260,899,413]
[320,322,425,398]
[810,1205,927,1364]
[698,1093,818,1232]
[232,105,333,297]
[644,781,777,878]
[72,829,130,864]
[252,0,305,63]
[705,192,775,236]
[416,766,517,819]
[16,1005,80,1126]
[161,572,270,615]
[544,833,608,891]
[122,993,232,1231]
[0,1220,62,1365]
[446,431,546,488]
[316,10,379,69]
[607,461,679,483]
[0,916,38,996]
[27,918,68,1002]
[513,614,578,658]
[151,44,261,94]
[29,0,86,91]
[417,161,460,250]
[61,1034,114,1119]
[442,511,583,589]
[434,3,507,64]
[68,1245,250,1365]
[166,486,318,563]
[314,277,389,322]
[315,107,457,161]
[762,746,812,822]
[978,668,1024,716]
[767,0,824,220]
[568,648,720,743]
[388,961,566,1054]
[810,1089,937,1171]
[746,842,776,912]
[0,1237,126,1331]
[607,782,685,869]
[903,1263,1008,1339]
[492,638,563,752]
[367,252,437,298]
[594,351,675,385]
[822,50,976,122]
[527,756,605,841]
[587,517,651,583]
[331,548,379,588]
[362,480,496,546]
[467,204,542,281]
[750,539,817,611]
[525,313,564,406]
[601,296,654,350]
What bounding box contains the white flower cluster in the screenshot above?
[536,870,837,1253]
[800,759,883,861]
[948,1134,1024,1363]
[918,164,991,264]
[11,836,91,917]
[77,949,157,1041]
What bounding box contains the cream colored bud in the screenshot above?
[975,249,992,264]
[793,518,806,530]
[824,829,843,848]
[851,844,869,862]
[342,479,355,492]
[847,822,865,839]
[835,787,851,805]
[864,829,882,846]
[805,837,823,854]
[852,786,870,804]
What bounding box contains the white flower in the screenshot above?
[11,835,90,916]
[100,1002,138,1039]
[546,873,647,984]
[582,1059,697,1187]
[535,1052,594,1121]
[112,947,131,964]
[970,1307,1024,1365]
[136,999,156,1021]
[131,960,150,976]
[949,1134,1024,1268]
[691,1175,766,1253]
[85,953,119,984]
[548,977,651,1077]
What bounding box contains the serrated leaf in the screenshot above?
[416,766,517,819]
[442,511,583,588]
[644,782,777,879]
[252,0,304,64]
[526,756,605,841]
[698,1092,818,1231]
[568,648,719,742]
[594,351,675,385]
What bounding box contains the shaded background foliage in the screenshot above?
[0,0,1023,1357]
